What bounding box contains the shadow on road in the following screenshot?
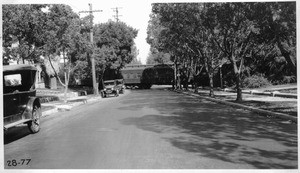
[4,125,32,145]
[119,90,298,169]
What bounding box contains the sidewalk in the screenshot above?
[222,87,297,99]
[40,94,103,117]
[174,88,297,123]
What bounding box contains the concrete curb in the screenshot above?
[41,96,103,117]
[42,108,58,117]
[174,90,297,123]
[222,88,297,99]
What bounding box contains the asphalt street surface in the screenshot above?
[4,87,298,169]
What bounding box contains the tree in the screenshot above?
[147,2,296,100]
[253,2,296,82]
[148,3,194,89]
[39,4,90,102]
[148,3,224,93]
[93,21,138,81]
[128,44,142,65]
[3,4,90,95]
[3,4,48,63]
[202,3,261,101]
[146,47,172,65]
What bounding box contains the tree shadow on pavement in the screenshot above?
[226,100,297,117]
[119,90,298,169]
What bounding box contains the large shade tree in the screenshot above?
[252,2,296,83]
[203,3,261,101]
[3,4,48,64]
[3,4,91,101]
[148,3,225,94]
[147,2,295,101]
[92,21,138,81]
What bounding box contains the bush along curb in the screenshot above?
[173,90,297,123]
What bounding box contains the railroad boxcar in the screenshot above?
[121,64,174,89]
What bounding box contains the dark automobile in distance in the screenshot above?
[3,64,42,133]
[100,80,120,98]
[116,79,125,94]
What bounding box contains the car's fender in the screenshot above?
[23,97,41,120]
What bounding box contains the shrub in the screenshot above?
[243,74,271,89]
[282,75,297,84]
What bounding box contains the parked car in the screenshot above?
[116,79,125,94]
[3,64,41,133]
[100,80,119,98]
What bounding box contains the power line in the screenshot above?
[112,7,122,22]
[79,4,102,95]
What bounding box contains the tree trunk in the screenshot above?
[177,72,181,90]
[220,66,223,88]
[235,72,242,102]
[208,73,214,97]
[184,79,188,90]
[204,55,214,97]
[49,77,57,89]
[63,70,68,103]
[193,75,198,93]
[277,40,297,76]
[231,55,243,102]
[174,60,177,90]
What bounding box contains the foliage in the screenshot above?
[254,2,296,76]
[92,21,138,80]
[2,4,48,63]
[146,48,172,64]
[146,2,296,101]
[3,4,139,89]
[243,74,271,89]
[2,4,93,99]
[128,44,142,65]
[41,55,60,77]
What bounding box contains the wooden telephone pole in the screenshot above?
[112,7,122,22]
[79,4,102,95]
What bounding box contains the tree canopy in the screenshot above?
[3,4,139,85]
[147,2,296,101]
[91,21,138,80]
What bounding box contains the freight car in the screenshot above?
[121,64,174,89]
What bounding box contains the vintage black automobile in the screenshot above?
[3,64,41,133]
[100,80,119,98]
[116,79,125,94]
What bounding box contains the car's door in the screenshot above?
[3,73,22,126]
[18,70,37,119]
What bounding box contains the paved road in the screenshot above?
[4,88,298,169]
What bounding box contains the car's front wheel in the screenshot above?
[28,105,41,133]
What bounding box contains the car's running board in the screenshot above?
[4,119,31,130]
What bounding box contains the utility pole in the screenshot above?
[112,7,122,22]
[79,4,102,95]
